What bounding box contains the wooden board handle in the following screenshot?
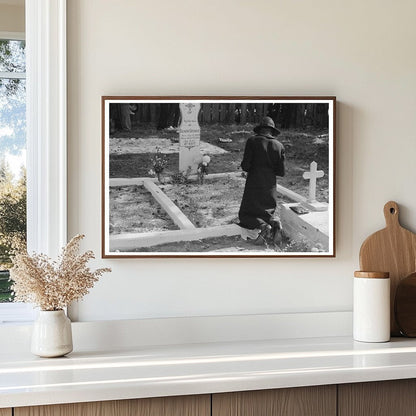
[384,201,400,228]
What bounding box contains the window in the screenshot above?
[0,1,67,324]
[0,32,34,322]
[0,35,26,302]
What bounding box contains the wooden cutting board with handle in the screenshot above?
[359,201,416,336]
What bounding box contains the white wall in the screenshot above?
[67,0,416,322]
[0,3,24,33]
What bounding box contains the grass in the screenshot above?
[0,271,13,303]
[161,176,245,228]
[110,123,329,203]
[109,185,178,235]
[110,175,245,235]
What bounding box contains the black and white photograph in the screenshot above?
[102,97,335,257]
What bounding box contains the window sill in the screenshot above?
[0,303,36,324]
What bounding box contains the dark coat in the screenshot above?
[238,134,285,230]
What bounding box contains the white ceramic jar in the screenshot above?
[353,271,390,343]
[31,310,73,357]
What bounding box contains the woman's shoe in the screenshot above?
[253,224,272,245]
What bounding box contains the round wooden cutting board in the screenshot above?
[395,272,416,337]
[359,201,416,336]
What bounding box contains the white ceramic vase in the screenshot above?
[31,310,73,357]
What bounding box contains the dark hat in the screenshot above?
[253,116,280,136]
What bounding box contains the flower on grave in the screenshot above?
[202,155,211,166]
[148,169,155,176]
[151,148,168,174]
[149,147,168,182]
[197,154,211,184]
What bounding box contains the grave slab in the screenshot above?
[143,180,195,230]
[110,224,241,251]
[109,172,240,188]
[279,203,329,251]
[110,172,309,206]
[276,184,307,204]
[301,201,329,212]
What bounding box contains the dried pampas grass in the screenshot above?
[10,234,111,311]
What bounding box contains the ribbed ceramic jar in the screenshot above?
[31,310,73,357]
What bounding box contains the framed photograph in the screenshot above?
[102,96,336,258]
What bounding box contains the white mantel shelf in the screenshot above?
[2,336,416,409]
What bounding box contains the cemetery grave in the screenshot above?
[110,174,290,234]
[109,126,329,204]
[109,104,330,253]
[109,185,178,235]
[109,160,328,253]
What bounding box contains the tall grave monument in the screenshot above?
[179,102,201,174]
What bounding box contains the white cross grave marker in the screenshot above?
[303,161,324,203]
[179,102,201,174]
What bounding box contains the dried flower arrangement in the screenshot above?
[10,234,111,311]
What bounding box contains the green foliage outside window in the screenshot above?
[0,39,27,303]
[0,162,26,302]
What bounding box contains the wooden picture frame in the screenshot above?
[102,96,336,258]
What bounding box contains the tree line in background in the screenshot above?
[111,102,329,131]
[0,161,26,302]
[0,39,27,302]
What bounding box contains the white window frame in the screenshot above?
[0,30,33,323]
[0,0,67,324]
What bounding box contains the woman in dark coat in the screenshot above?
[238,117,285,241]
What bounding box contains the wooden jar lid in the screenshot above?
[354,271,390,279]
